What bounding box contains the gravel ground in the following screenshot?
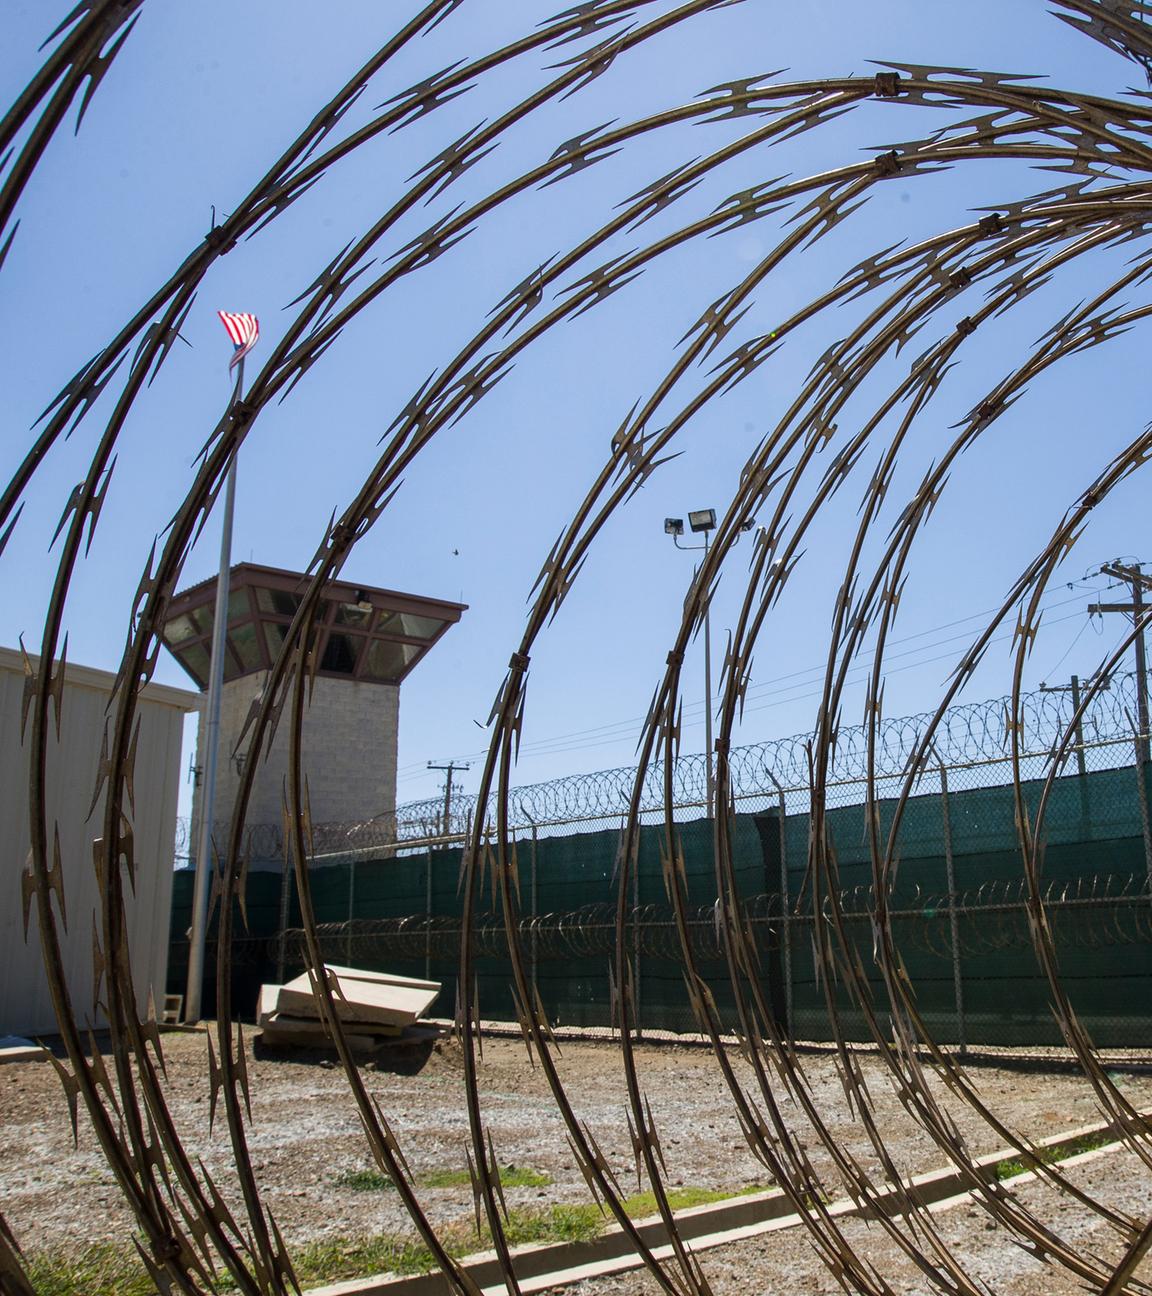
[542,1146,1152,1295]
[5,1029,1152,1290]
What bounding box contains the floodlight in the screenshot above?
[688,508,716,533]
[664,517,684,535]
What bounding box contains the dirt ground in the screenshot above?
[5,1029,1152,1291]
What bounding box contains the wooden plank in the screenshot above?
[259,1023,381,1052]
[275,966,440,1028]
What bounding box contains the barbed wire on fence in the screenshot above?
[267,870,1152,973]
[174,671,1143,861]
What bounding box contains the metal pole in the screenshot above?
[1070,674,1090,830]
[1069,675,1088,779]
[761,777,793,1041]
[428,761,469,836]
[275,852,292,985]
[346,856,356,966]
[1094,563,1151,761]
[442,767,454,836]
[1090,565,1152,880]
[185,358,243,1023]
[702,529,714,820]
[1134,575,1150,767]
[777,788,792,1038]
[530,825,539,995]
[1134,738,1152,889]
[425,845,433,983]
[632,830,642,1039]
[939,763,966,1055]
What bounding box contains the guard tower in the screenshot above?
[161,563,466,848]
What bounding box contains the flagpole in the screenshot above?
[185,355,244,1023]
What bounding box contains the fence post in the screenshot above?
[777,791,792,1039]
[1135,751,1152,891]
[762,772,792,1037]
[1070,674,1091,830]
[425,845,434,983]
[939,763,966,1055]
[345,856,356,966]
[530,825,539,994]
[633,822,642,1040]
[1126,706,1152,887]
[276,849,293,985]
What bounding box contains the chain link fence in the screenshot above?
[169,673,1152,1049]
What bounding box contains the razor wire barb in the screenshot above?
[8,1,1152,1293]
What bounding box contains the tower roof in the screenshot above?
[161,562,466,689]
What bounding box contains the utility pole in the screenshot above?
[1089,562,1151,765]
[427,761,470,837]
[1039,675,1090,778]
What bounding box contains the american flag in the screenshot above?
[217,310,259,369]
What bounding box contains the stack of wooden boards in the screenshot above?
[257,964,441,1052]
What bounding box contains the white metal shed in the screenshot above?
[0,645,198,1038]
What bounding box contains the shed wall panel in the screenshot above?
[0,651,193,1037]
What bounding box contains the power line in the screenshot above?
[396,604,1104,789]
[399,598,1105,783]
[396,586,1099,779]
[396,593,1101,776]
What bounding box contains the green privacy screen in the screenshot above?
[170,760,1152,1049]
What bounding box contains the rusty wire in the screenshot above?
[8,1,1152,1292]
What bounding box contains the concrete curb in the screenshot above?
[0,1045,47,1066]
[307,1113,1149,1295]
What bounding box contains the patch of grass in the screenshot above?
[24,1242,156,1296]
[994,1158,1028,1181]
[27,1181,770,1294]
[337,1167,394,1192]
[489,1181,774,1246]
[503,1203,606,1247]
[293,1204,603,1281]
[297,1182,764,1284]
[618,1183,761,1218]
[339,1163,553,1192]
[426,1164,553,1190]
[993,1130,1114,1181]
[1061,1130,1116,1158]
[291,1232,437,1285]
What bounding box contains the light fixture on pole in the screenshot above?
[663,508,756,819]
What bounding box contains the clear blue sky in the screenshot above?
[2,1,1148,824]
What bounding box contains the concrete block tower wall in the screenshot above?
[191,671,399,846]
[164,564,464,871]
